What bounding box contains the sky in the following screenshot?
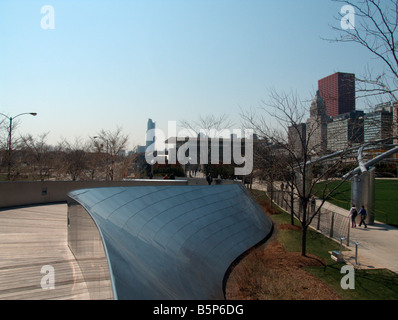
[0,0,388,151]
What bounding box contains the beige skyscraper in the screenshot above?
[306,91,330,155]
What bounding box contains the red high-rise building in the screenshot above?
[318,72,355,118]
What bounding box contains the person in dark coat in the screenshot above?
[358,205,368,228]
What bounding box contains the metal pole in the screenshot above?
[7,117,12,180]
[347,218,350,246]
[343,146,398,180]
[0,112,37,180]
[354,242,360,265]
[338,237,345,253]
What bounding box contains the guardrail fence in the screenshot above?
[268,189,351,246]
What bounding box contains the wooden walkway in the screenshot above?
[0,203,90,300]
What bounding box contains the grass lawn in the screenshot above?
[313,179,398,227]
[250,189,398,300]
[306,266,398,300]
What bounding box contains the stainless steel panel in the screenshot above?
[67,199,115,300]
[351,167,376,225]
[67,184,272,300]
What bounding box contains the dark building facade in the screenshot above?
[318,72,355,118]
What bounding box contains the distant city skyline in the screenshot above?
[0,0,390,151]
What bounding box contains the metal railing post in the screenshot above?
[330,212,335,238]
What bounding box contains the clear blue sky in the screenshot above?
[0,0,386,150]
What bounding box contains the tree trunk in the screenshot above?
[301,198,308,256]
[301,224,307,256]
[290,182,294,226]
[269,182,274,209]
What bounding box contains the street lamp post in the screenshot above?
[0,112,37,180]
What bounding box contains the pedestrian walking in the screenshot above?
[206,173,213,185]
[349,204,358,228]
[358,205,368,228]
[310,196,316,215]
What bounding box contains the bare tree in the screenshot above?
[58,137,90,181]
[0,117,22,179]
[252,137,291,208]
[91,127,129,181]
[241,89,354,256]
[180,114,234,137]
[179,114,235,176]
[19,132,51,179]
[326,0,398,101]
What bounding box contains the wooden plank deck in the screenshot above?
[0,203,90,300]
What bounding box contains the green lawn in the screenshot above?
[281,221,398,300]
[313,179,398,227]
[306,266,398,300]
[251,189,398,300]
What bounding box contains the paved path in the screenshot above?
[252,182,398,274]
[320,201,398,273]
[0,204,90,300]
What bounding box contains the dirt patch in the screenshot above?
[255,198,281,215]
[225,239,342,300]
[277,223,302,231]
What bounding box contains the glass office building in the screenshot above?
[364,110,393,143]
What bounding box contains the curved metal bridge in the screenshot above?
[67,184,273,300]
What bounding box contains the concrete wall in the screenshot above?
[0,180,188,208]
